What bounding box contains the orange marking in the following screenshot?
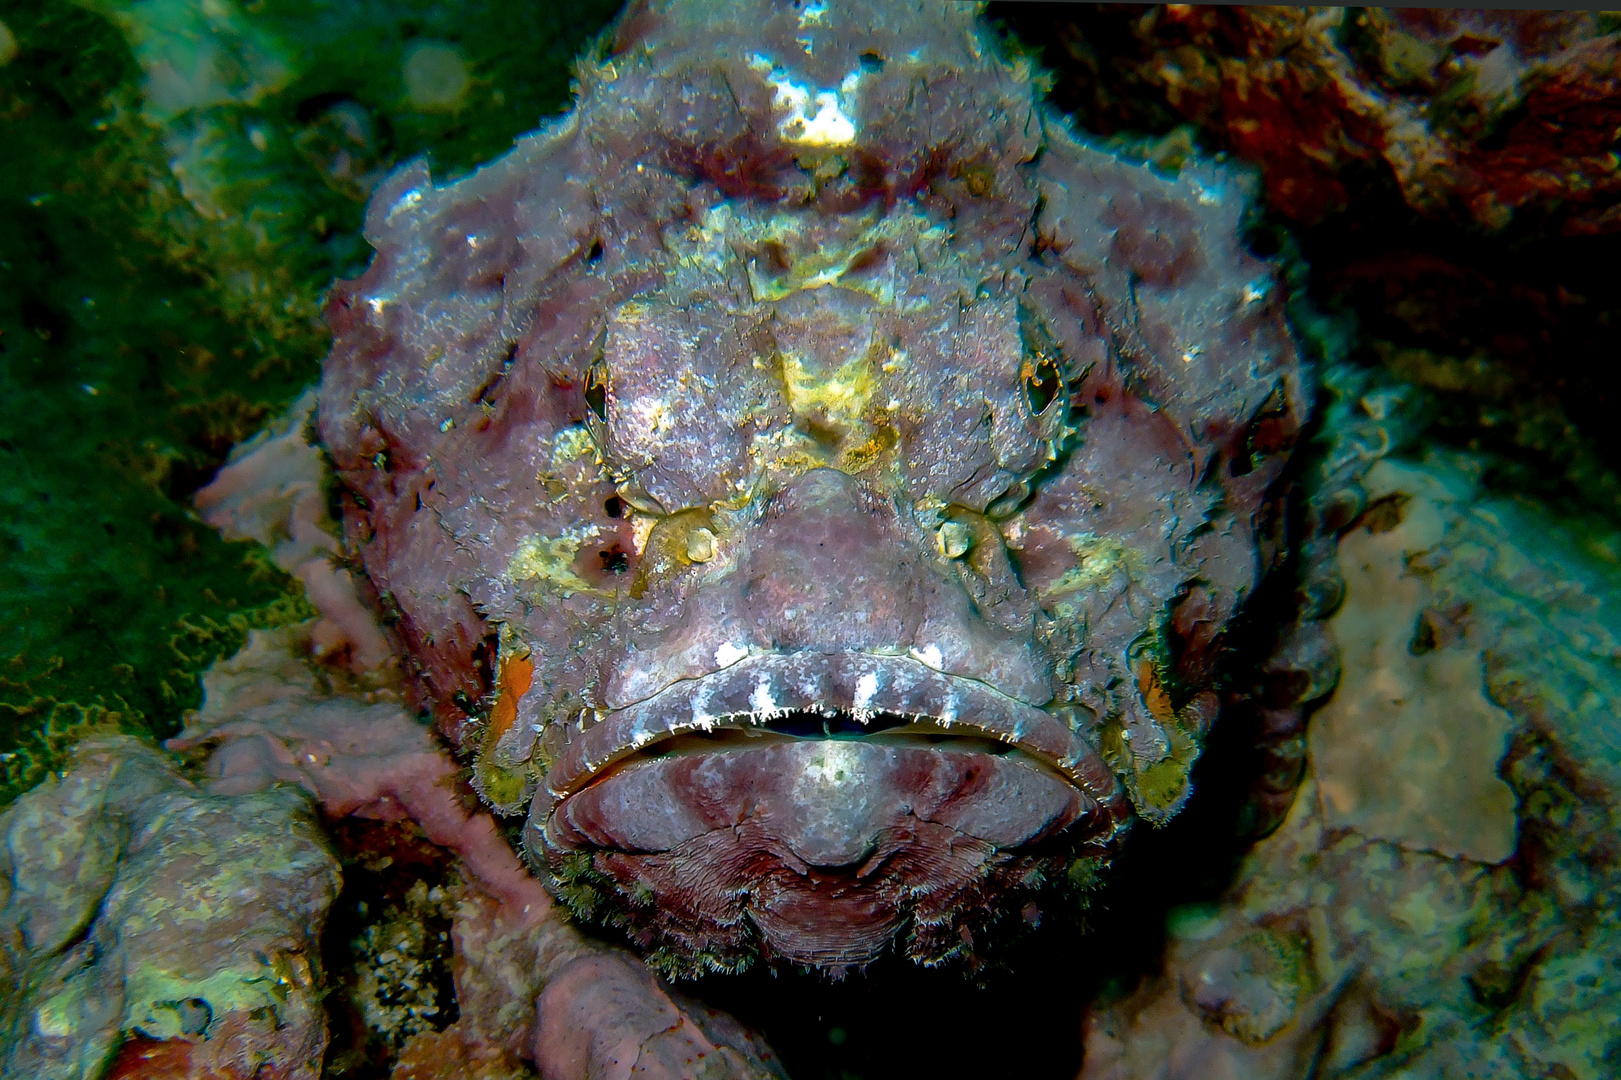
[1137,661,1177,724]
[488,653,535,743]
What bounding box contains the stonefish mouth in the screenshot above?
[531,652,1127,970]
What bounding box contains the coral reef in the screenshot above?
[0,735,339,1080]
[1019,6,1621,232]
[1077,447,1621,1079]
[3,1,1620,1077]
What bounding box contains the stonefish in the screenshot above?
[319,0,1312,975]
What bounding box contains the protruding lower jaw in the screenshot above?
[525,652,1128,974]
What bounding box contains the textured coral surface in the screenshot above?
[1017,6,1621,232]
[1079,448,1621,1079]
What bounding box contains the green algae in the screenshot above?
[0,0,621,807]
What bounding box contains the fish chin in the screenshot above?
[541,736,1102,973]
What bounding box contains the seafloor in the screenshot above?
[1,4,1619,1079]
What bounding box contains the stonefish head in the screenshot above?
[319,0,1306,973]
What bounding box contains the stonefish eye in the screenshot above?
[584,359,609,424]
[1024,355,1063,416]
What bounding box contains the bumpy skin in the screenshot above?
[320,0,1307,973]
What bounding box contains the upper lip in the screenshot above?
[538,650,1127,831]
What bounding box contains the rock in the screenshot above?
[1026,6,1621,232]
[1310,458,1519,863]
[0,736,339,1080]
[1077,449,1621,1079]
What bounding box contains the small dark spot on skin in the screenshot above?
[858,51,885,72]
[603,495,625,518]
[599,545,630,573]
[759,240,791,275]
[587,238,604,264]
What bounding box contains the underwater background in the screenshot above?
[2,3,1619,1078]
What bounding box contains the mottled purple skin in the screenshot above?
[319,0,1307,974]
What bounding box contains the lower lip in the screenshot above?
[543,736,1093,861]
[535,738,1108,968]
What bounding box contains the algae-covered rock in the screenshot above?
[1079,449,1621,1079]
[0,735,340,1080]
[1016,6,1621,231]
[1310,458,1519,863]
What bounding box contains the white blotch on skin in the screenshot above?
[750,679,778,715]
[852,672,878,719]
[748,55,859,146]
[714,642,749,668]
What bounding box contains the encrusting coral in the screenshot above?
[1023,6,1621,232]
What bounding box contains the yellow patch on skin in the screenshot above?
[631,508,720,599]
[682,203,946,306]
[780,348,877,431]
[550,425,597,466]
[1045,533,1147,619]
[835,423,898,473]
[508,531,602,596]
